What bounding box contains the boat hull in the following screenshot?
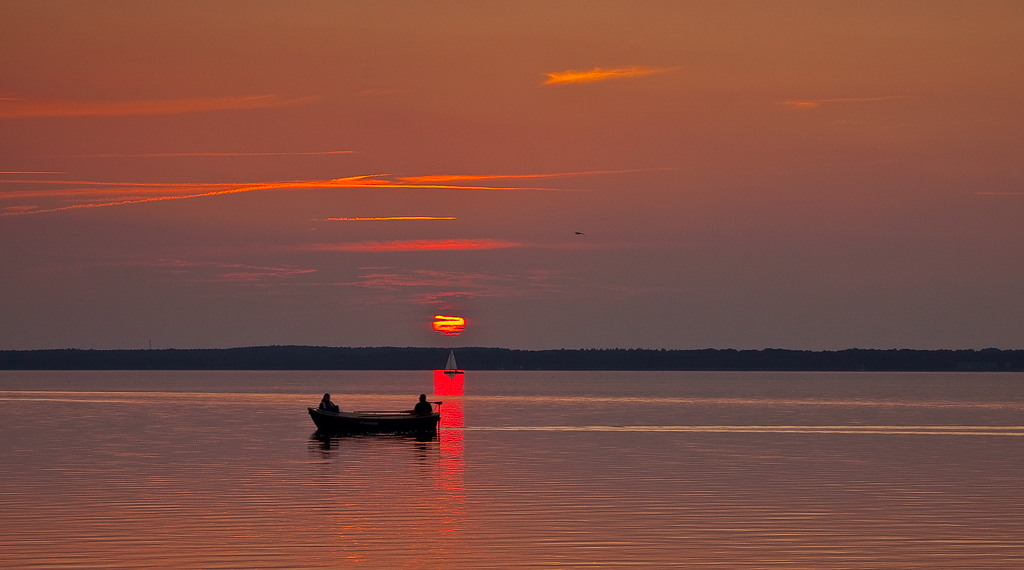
[308,407,440,434]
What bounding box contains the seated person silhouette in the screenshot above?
[412,394,433,415]
[318,393,340,413]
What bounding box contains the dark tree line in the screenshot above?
[1,346,1021,371]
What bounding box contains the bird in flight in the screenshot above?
[574,231,585,236]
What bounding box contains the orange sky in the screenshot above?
[1,2,1022,350]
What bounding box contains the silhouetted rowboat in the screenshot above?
[308,405,441,434]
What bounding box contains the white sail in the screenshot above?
[444,350,458,372]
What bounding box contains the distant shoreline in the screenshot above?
[1,346,1021,371]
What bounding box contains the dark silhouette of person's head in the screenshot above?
[419,393,427,402]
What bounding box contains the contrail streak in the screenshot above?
[40,150,353,159]
[325,216,456,221]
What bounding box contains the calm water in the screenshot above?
[1,370,1023,568]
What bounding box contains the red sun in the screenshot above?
[432,315,466,336]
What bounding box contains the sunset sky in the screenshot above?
[2,1,1022,350]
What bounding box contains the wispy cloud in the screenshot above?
[217,267,318,282]
[344,268,515,307]
[543,66,674,86]
[39,150,352,159]
[322,174,583,192]
[0,180,273,215]
[398,169,656,184]
[2,205,40,214]
[779,96,909,109]
[303,239,521,252]
[120,258,317,283]
[347,269,494,290]
[357,88,408,97]
[1,170,627,216]
[0,95,316,119]
[343,267,586,307]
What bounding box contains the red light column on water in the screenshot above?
[433,370,464,396]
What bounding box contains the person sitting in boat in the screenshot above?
[412,394,432,415]
[319,393,340,413]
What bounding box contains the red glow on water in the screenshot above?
[432,370,464,534]
[437,396,464,431]
[432,315,466,336]
[434,369,464,396]
[436,394,464,534]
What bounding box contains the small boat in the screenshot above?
[443,350,464,376]
[308,405,441,434]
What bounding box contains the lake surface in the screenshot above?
[2,370,1023,568]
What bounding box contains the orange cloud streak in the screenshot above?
[0,180,296,215]
[2,169,661,216]
[45,150,352,158]
[0,178,470,216]
[543,66,673,85]
[325,216,456,221]
[2,205,40,214]
[0,95,316,119]
[398,169,654,184]
[0,180,240,200]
